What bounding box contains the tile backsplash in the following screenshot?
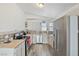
[0,31,16,42]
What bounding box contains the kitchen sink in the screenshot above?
[3,41,11,43]
[0,41,11,44]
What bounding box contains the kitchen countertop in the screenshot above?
[0,39,25,48]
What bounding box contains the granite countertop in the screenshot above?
[0,39,25,48]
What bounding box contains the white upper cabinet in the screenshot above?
[41,21,47,31]
[48,23,54,31]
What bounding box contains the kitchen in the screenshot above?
[0,3,78,56]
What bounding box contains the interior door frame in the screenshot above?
[66,16,70,56]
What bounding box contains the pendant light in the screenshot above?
[36,3,44,8]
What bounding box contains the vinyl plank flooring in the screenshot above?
[27,44,56,56]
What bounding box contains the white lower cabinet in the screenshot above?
[32,34,48,44]
[0,48,15,56]
[15,44,22,56]
[14,41,25,56]
[0,41,25,56]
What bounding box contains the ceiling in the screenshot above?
[66,4,79,16]
[17,3,77,20]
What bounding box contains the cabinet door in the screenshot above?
[21,41,25,56]
[42,34,48,44]
[0,48,15,56]
[36,35,40,43]
[32,34,37,44]
[15,44,22,56]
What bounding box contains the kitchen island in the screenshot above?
[0,39,25,56]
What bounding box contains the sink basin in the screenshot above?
[3,41,11,43]
[0,41,11,44]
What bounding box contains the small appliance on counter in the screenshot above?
[4,35,10,43]
[0,34,11,44]
[13,31,26,39]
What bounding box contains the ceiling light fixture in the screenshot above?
[36,3,45,8]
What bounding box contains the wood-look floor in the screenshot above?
[27,44,56,56]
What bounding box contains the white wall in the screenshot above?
[26,20,41,31]
[26,19,52,31]
[0,4,25,32]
